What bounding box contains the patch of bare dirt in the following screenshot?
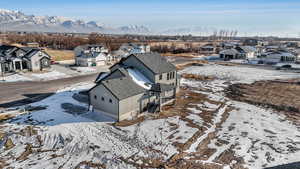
[16,144,33,161]
[181,73,215,81]
[226,80,300,125]
[215,62,240,66]
[74,161,106,169]
[176,60,208,70]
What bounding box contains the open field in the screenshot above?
[161,52,203,58]
[0,64,299,169]
[227,80,300,125]
[44,49,75,61]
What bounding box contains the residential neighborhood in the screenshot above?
[0,1,300,169]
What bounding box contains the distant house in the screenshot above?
[293,49,300,62]
[260,50,296,64]
[89,53,179,121]
[219,48,242,60]
[74,44,111,66]
[243,39,259,46]
[221,42,239,49]
[236,46,257,59]
[26,42,40,48]
[219,46,257,60]
[113,43,151,59]
[199,44,215,55]
[0,45,51,73]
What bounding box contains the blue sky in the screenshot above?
[1,0,299,36]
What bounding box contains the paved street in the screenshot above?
[0,73,98,108]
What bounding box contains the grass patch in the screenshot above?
[45,49,74,61]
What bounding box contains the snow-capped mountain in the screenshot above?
[0,9,151,34]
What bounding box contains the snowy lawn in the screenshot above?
[72,67,97,73]
[182,64,299,84]
[1,63,299,169]
[30,70,69,81]
[180,64,300,168]
[0,74,32,82]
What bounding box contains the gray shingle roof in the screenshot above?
[91,67,146,100]
[238,46,256,53]
[132,53,176,74]
[102,76,146,100]
[220,49,240,55]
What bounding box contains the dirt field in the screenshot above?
[226,80,300,125]
[44,49,74,61]
[161,53,202,58]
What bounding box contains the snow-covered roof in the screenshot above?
[238,46,256,53]
[220,49,240,55]
[127,68,152,90]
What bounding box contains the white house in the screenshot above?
[113,43,151,59]
[236,46,257,59]
[260,50,296,64]
[74,44,111,67]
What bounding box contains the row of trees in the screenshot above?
[211,30,238,41]
[5,33,134,51]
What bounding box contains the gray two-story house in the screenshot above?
[88,53,179,121]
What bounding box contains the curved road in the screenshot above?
[0,73,98,108]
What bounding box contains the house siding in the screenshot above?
[89,84,119,119]
[119,93,144,119]
[118,93,158,121]
[155,70,177,85]
[30,51,51,71]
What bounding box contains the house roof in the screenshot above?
[79,52,107,59]
[101,76,146,100]
[20,47,38,52]
[131,53,176,74]
[76,44,107,51]
[238,46,256,53]
[220,49,240,55]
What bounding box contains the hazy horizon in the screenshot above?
[1,0,299,37]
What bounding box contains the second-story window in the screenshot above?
[167,73,170,80]
[101,97,105,101]
[109,99,112,103]
[159,74,162,80]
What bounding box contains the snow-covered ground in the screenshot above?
[180,64,300,168]
[182,64,299,84]
[1,64,299,169]
[72,66,97,73]
[30,70,69,81]
[0,74,32,82]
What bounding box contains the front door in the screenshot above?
[15,61,21,70]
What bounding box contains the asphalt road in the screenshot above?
[0,73,98,108]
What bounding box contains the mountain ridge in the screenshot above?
[0,9,151,34]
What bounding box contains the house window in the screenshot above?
[101,97,105,101]
[109,99,112,103]
[167,73,169,80]
[94,95,97,100]
[159,74,162,80]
